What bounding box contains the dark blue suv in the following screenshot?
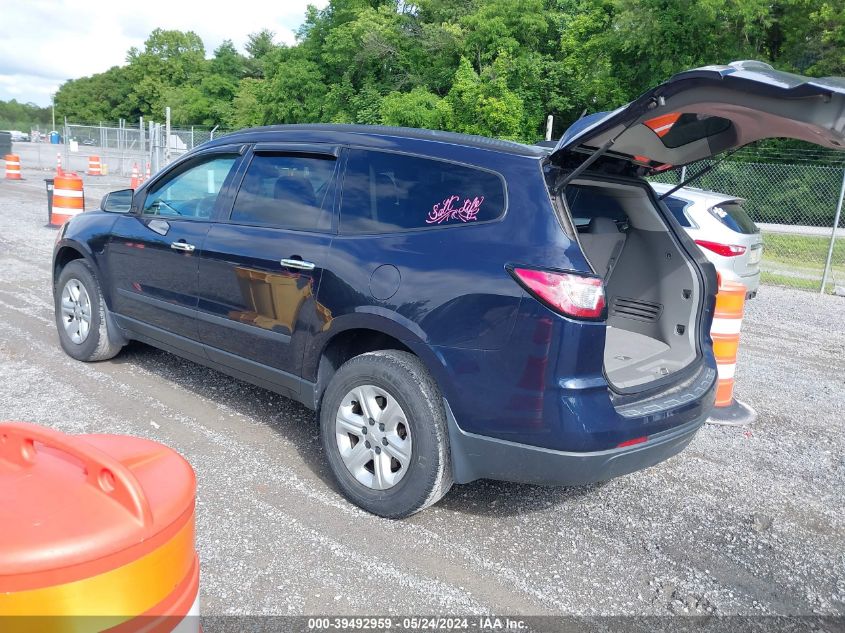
[52,62,845,517]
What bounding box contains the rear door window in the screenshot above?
[340,149,506,234]
[230,153,337,232]
[709,201,758,234]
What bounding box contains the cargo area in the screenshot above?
[565,179,702,391]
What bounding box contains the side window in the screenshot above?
[230,153,337,231]
[340,149,506,234]
[143,154,238,219]
[663,196,693,228]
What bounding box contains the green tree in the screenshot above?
[380,87,453,128]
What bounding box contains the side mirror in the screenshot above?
[100,189,134,213]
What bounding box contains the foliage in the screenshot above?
[0,99,51,130]
[50,0,845,142]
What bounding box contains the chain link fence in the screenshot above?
[651,148,845,294]
[27,119,226,179]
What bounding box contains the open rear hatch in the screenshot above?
[551,60,845,172]
[550,60,845,393]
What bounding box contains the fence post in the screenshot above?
[820,166,845,293]
[63,116,69,173]
[165,107,171,165]
[139,117,145,157]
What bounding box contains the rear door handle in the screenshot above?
[171,241,196,252]
[280,258,316,271]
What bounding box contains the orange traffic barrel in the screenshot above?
[710,279,745,406]
[4,154,22,180]
[707,278,757,426]
[0,421,199,632]
[51,174,84,226]
[87,155,102,176]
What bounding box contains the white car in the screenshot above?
[651,182,763,297]
[7,130,30,142]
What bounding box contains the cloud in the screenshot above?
[0,0,328,105]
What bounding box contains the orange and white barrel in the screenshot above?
[87,155,102,176]
[0,421,199,633]
[709,279,746,407]
[4,154,22,180]
[51,174,85,226]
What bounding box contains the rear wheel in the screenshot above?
[54,260,123,362]
[320,350,453,518]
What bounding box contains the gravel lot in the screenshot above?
[1,153,843,618]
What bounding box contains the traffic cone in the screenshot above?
[56,153,63,177]
[706,277,757,426]
[145,162,151,182]
[130,163,140,189]
[51,173,85,226]
[4,154,22,180]
[87,155,102,176]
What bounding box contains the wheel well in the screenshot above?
[315,329,414,408]
[54,246,85,280]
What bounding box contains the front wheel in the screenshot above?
[54,260,123,362]
[320,350,453,518]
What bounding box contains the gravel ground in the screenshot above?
[0,156,843,618]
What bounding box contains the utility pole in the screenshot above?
[545,115,554,142]
[51,95,55,131]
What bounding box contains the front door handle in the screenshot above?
[171,241,196,252]
[280,258,315,271]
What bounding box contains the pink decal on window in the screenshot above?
[426,195,485,225]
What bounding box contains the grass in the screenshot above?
[755,232,844,292]
[761,232,844,269]
[760,271,825,292]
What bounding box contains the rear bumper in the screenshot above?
[720,266,760,294]
[445,401,705,486]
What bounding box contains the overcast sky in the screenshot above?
[0,0,329,106]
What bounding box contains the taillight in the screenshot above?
[694,240,746,257]
[617,436,648,448]
[511,267,605,319]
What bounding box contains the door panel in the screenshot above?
[108,216,211,343]
[197,225,332,378]
[196,149,339,382]
[106,151,242,343]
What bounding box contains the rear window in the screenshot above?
[663,195,693,228]
[710,201,758,234]
[340,149,506,234]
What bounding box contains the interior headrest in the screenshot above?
[587,217,620,234]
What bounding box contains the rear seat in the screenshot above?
[579,217,626,279]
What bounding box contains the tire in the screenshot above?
[54,260,123,362]
[320,350,453,518]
